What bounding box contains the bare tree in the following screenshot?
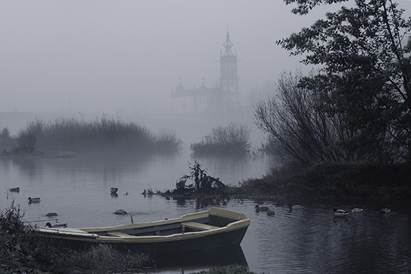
[255,73,359,164]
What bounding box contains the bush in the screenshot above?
[13,118,180,154]
[191,124,249,157]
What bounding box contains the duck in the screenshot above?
[266,208,275,216]
[380,208,391,214]
[255,204,269,212]
[110,187,118,194]
[113,209,128,215]
[334,208,350,217]
[351,208,364,213]
[45,212,58,217]
[45,222,67,228]
[28,197,40,204]
[9,187,20,193]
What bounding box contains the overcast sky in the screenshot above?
[1,0,411,114]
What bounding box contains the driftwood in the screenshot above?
[143,162,228,205]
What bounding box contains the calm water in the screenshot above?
[0,151,409,273]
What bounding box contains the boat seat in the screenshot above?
[182,222,218,231]
[107,231,130,237]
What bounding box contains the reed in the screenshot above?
[191,124,249,157]
[13,118,180,154]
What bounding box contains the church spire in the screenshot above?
[223,30,234,56]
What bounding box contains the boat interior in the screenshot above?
[79,208,247,238]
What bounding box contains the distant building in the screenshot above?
[172,31,239,113]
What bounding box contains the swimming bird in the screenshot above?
[28,197,40,204]
[351,208,364,213]
[113,209,128,215]
[255,204,269,212]
[45,222,67,228]
[380,208,391,214]
[266,208,275,216]
[110,187,118,194]
[45,212,58,217]
[9,187,20,193]
[334,208,349,217]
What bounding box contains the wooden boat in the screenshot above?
[34,207,250,254]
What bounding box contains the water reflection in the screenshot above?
[0,153,408,273]
[157,196,230,209]
[154,246,247,273]
[244,203,409,274]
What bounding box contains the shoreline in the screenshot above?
[233,162,411,212]
[154,162,411,213]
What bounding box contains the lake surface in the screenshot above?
[0,150,409,273]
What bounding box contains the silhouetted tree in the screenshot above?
[279,0,411,162]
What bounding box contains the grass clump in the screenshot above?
[193,265,255,274]
[191,124,249,157]
[9,118,180,155]
[0,204,150,274]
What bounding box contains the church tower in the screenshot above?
[172,31,240,114]
[220,31,239,102]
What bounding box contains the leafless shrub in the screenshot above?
[255,73,357,164]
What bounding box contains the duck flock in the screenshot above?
[254,201,392,218]
[7,185,394,228]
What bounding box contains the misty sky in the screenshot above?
[1,0,411,114]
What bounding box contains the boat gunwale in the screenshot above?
[35,208,250,243]
[82,207,246,232]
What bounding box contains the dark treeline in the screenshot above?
[191,124,250,157]
[257,0,411,165]
[4,118,180,155]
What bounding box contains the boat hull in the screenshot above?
[36,226,248,255]
[33,208,250,256]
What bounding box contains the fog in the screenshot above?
[1,0,411,139]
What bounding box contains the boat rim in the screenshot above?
[35,207,250,243]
